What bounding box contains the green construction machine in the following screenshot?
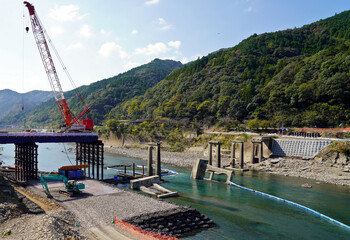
[40,173,85,198]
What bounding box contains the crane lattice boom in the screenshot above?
[24,1,92,129]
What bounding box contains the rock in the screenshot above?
[328,152,339,164]
[2,229,11,236]
[301,183,312,188]
[338,154,349,166]
[270,159,281,164]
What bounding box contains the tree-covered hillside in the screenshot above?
[111,11,350,128]
[0,89,51,123]
[2,59,182,128]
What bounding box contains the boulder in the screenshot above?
[337,154,349,166]
[301,183,312,188]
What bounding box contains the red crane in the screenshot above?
[24,1,93,130]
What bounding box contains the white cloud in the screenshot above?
[160,56,176,61]
[181,54,202,64]
[131,29,138,35]
[181,57,189,64]
[49,4,86,22]
[157,17,171,30]
[134,42,170,56]
[124,61,140,71]
[49,26,64,35]
[168,40,181,49]
[66,43,84,50]
[158,18,166,25]
[100,29,112,36]
[80,24,92,38]
[145,0,160,6]
[245,6,253,12]
[98,42,127,58]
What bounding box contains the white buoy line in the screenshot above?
[228,180,350,231]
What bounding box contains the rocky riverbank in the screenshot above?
[247,157,350,186]
[104,146,203,168]
[0,174,81,239]
[104,146,350,186]
[1,171,217,239]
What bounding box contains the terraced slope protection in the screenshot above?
[271,139,333,159]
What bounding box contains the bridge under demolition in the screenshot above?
[0,132,104,182]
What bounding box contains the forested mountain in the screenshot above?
[0,59,182,127]
[111,11,350,128]
[0,89,51,122]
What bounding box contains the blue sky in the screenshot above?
[1,0,350,93]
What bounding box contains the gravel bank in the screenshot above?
[0,210,81,240]
[248,157,350,186]
[105,146,350,186]
[24,179,216,238]
[0,174,82,240]
[105,146,204,168]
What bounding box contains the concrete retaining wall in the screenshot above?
[271,139,332,159]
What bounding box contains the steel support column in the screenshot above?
[14,142,38,182]
[76,141,104,180]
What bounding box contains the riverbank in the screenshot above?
[104,146,350,186]
[0,171,216,239]
[105,146,203,168]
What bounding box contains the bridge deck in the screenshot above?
[0,132,99,144]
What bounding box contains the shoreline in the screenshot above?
[104,146,350,186]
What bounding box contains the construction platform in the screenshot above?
[31,179,120,197]
[0,132,98,144]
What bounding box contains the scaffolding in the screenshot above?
[15,142,38,182]
[76,140,104,180]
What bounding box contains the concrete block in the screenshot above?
[130,176,160,190]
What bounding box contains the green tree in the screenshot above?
[247,118,260,130]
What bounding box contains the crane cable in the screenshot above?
[62,143,74,166]
[22,5,25,112]
[35,13,91,118]
[24,7,91,120]
[35,14,81,97]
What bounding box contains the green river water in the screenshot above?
[1,143,350,239]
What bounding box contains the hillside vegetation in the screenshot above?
[2,59,182,127]
[0,89,51,124]
[3,11,350,132]
[111,11,350,128]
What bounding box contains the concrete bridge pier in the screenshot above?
[230,141,236,168]
[147,142,162,181]
[230,141,244,169]
[148,145,153,176]
[208,141,221,168]
[251,140,263,164]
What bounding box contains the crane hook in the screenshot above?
[25,26,29,33]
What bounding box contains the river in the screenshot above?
[1,143,350,239]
